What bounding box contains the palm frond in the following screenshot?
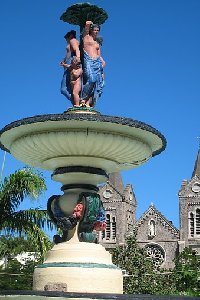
[0,168,53,260]
[1,216,52,260]
[14,209,54,230]
[0,168,46,214]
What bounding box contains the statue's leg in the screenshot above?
[81,56,96,105]
[60,69,72,101]
[71,77,81,106]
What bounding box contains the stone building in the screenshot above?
[98,149,200,269]
[179,149,200,255]
[98,172,136,249]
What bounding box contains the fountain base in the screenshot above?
[33,240,123,294]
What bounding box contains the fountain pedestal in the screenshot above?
[0,108,166,294]
[33,232,123,293]
[34,181,123,293]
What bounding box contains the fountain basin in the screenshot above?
[0,111,166,178]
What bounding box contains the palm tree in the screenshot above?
[0,168,52,260]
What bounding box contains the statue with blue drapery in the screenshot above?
[59,3,108,108]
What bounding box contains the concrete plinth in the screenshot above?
[33,237,123,294]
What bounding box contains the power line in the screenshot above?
[0,151,7,183]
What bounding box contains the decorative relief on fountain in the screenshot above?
[47,192,106,244]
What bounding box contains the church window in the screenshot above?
[196,209,200,235]
[145,244,165,269]
[105,214,111,240]
[148,219,156,237]
[102,214,116,242]
[112,217,116,239]
[189,212,194,237]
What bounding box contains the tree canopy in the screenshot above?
[173,247,200,296]
[0,236,53,290]
[0,168,53,259]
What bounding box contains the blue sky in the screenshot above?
[0,0,200,232]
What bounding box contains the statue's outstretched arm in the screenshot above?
[70,39,80,61]
[83,20,93,37]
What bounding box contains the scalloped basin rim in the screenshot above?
[0,112,167,157]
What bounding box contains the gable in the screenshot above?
[136,206,179,241]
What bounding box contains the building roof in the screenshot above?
[192,149,200,179]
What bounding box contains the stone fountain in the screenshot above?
[0,3,166,299]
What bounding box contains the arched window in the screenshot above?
[105,214,111,240]
[112,216,116,240]
[189,212,194,237]
[148,219,156,237]
[100,214,117,242]
[196,209,200,235]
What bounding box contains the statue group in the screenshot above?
[60,21,105,108]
